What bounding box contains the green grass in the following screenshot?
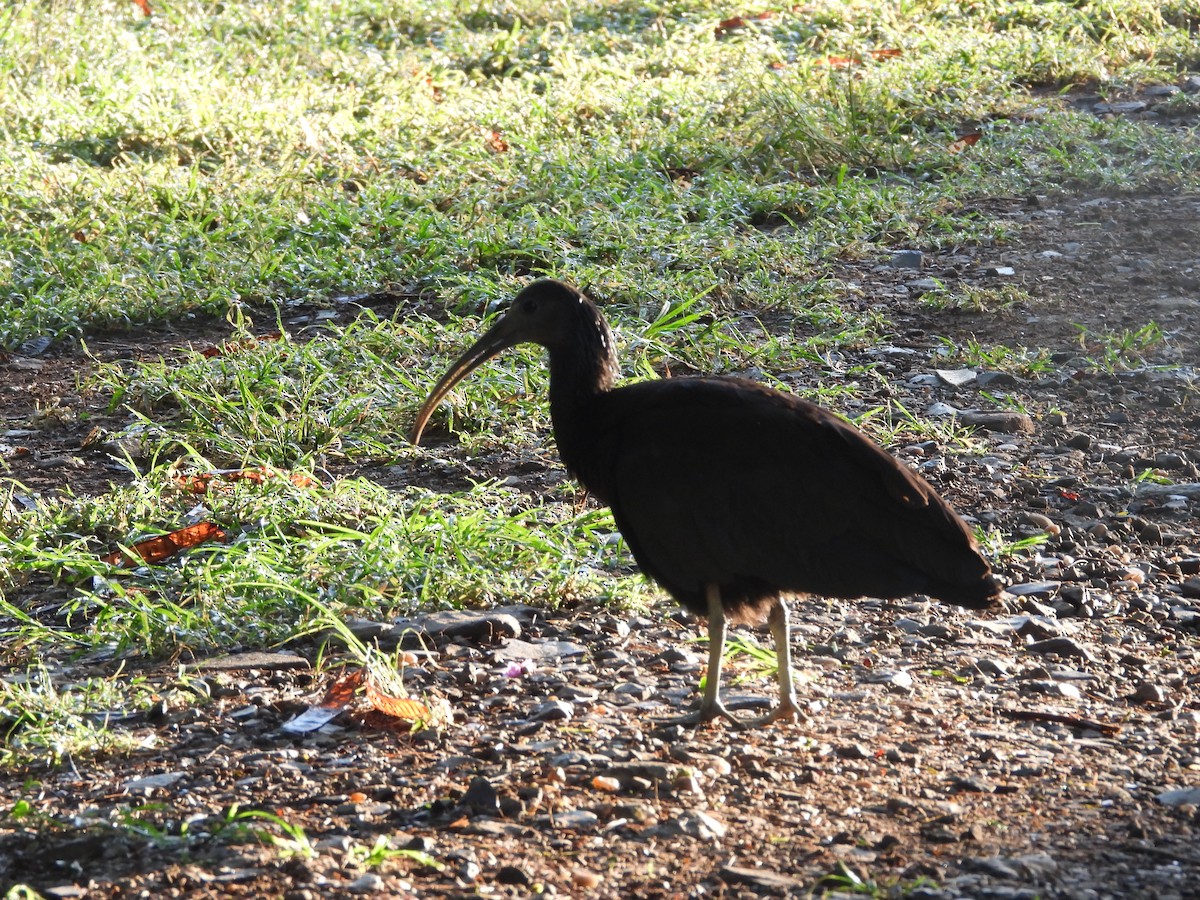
[2,0,1198,765]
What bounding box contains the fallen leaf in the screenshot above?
[817,48,903,67]
[322,668,367,707]
[715,11,772,37]
[484,129,509,153]
[177,467,315,493]
[102,521,227,566]
[948,132,981,153]
[199,332,284,359]
[365,674,433,723]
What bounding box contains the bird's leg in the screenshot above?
[660,584,739,726]
[740,597,803,728]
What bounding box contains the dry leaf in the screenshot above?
[948,132,982,153]
[102,521,227,566]
[199,332,284,359]
[484,129,509,153]
[365,673,433,723]
[177,467,315,494]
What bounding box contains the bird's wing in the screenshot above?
[592,379,986,602]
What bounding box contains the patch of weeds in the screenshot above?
[0,668,160,771]
[978,530,1051,559]
[1074,321,1169,371]
[347,834,445,872]
[921,283,1032,314]
[944,339,1056,377]
[219,805,316,860]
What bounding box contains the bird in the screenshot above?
[410,279,1001,727]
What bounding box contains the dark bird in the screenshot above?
[411,279,1001,726]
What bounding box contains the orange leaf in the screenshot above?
[365,675,433,722]
[102,521,227,566]
[818,48,902,67]
[321,669,366,707]
[948,132,981,153]
[177,467,315,494]
[715,11,772,37]
[483,129,509,153]
[130,0,152,15]
[199,332,284,359]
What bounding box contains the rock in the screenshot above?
[550,809,600,830]
[1008,581,1061,598]
[401,609,523,640]
[346,873,387,894]
[1094,100,1147,114]
[891,249,924,270]
[976,371,1021,388]
[958,410,1035,433]
[935,368,977,387]
[720,865,806,890]
[986,265,1016,276]
[1129,682,1167,703]
[496,865,531,886]
[530,699,574,722]
[493,638,588,662]
[464,776,500,815]
[1156,787,1200,807]
[646,811,726,840]
[1024,637,1096,663]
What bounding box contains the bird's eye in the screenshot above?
[525,299,538,314]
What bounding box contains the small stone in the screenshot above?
[1129,682,1167,704]
[530,699,574,722]
[1024,637,1096,662]
[1021,680,1082,700]
[1157,786,1200,806]
[935,368,977,387]
[464,776,500,815]
[836,743,873,760]
[986,266,1016,276]
[346,873,387,894]
[958,410,1035,433]
[1007,581,1061,598]
[891,249,924,270]
[497,865,531,886]
[591,775,621,792]
[553,809,600,830]
[458,860,482,882]
[1094,100,1147,114]
[571,869,604,889]
[647,811,726,840]
[976,371,1020,388]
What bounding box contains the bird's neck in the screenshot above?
[545,305,618,471]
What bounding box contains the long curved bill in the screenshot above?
[409,314,522,446]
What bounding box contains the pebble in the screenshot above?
[1129,682,1167,704]
[550,809,599,830]
[891,249,924,270]
[1024,637,1095,663]
[346,874,387,894]
[496,865,531,886]
[530,700,575,722]
[646,810,726,840]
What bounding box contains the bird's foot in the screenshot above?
[736,694,803,729]
[656,699,741,728]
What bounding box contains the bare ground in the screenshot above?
[2,189,1199,899]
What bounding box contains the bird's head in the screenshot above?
[410,279,610,445]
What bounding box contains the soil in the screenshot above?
[2,188,1199,900]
